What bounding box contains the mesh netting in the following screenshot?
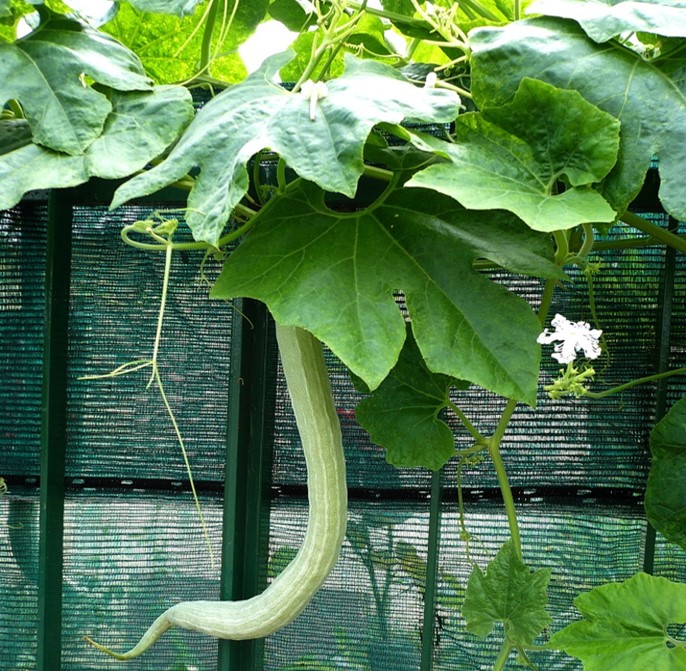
[1,191,685,671]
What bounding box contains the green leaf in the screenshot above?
[279,30,345,82]
[347,13,392,55]
[469,17,686,221]
[211,180,550,403]
[547,572,686,670]
[380,0,415,14]
[124,0,206,16]
[355,327,467,470]
[0,15,152,155]
[0,0,31,19]
[112,53,460,246]
[104,0,266,84]
[406,78,619,232]
[463,540,552,646]
[268,0,318,31]
[527,0,686,42]
[0,86,193,210]
[645,395,686,550]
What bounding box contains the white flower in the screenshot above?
[300,79,328,121]
[537,313,602,364]
[424,72,437,88]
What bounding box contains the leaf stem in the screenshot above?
[585,367,686,399]
[363,164,394,183]
[344,0,431,30]
[592,234,686,251]
[447,400,486,443]
[487,399,521,558]
[493,640,513,671]
[552,230,569,265]
[537,276,557,327]
[622,211,686,254]
[457,0,502,21]
[199,0,220,73]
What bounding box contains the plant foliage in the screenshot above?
[2,0,686,669]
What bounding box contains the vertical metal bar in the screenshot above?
[420,468,443,671]
[219,298,276,671]
[37,190,73,670]
[642,215,678,575]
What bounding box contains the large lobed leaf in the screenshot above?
[211,180,559,402]
[548,572,686,670]
[469,17,686,221]
[111,52,460,246]
[644,395,686,550]
[0,15,152,155]
[527,0,686,42]
[463,540,552,647]
[0,86,194,210]
[354,328,468,470]
[406,78,619,232]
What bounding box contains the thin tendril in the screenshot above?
[80,220,216,569]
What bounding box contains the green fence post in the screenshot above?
[37,190,73,671]
[219,299,277,671]
[642,215,678,575]
[420,469,443,671]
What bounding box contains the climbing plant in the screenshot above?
[2,0,686,669]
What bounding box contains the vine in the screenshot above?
[80,212,216,568]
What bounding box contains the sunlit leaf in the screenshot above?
[0,86,193,209]
[211,180,554,402]
[547,573,686,670]
[124,0,206,16]
[645,395,686,550]
[268,0,318,31]
[469,17,686,220]
[463,540,552,646]
[104,0,266,84]
[355,327,468,470]
[112,52,460,246]
[406,78,619,231]
[527,0,686,42]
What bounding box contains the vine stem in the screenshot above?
[493,640,513,671]
[149,243,172,375]
[585,366,686,398]
[487,398,521,558]
[622,211,686,254]
[486,276,558,668]
[447,400,486,443]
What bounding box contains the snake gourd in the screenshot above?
[85,324,348,659]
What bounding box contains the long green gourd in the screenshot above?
[85,324,347,659]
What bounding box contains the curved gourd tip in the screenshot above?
[83,632,160,661]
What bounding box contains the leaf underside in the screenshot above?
[211,180,553,403]
[548,573,686,670]
[355,327,468,470]
[463,540,552,647]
